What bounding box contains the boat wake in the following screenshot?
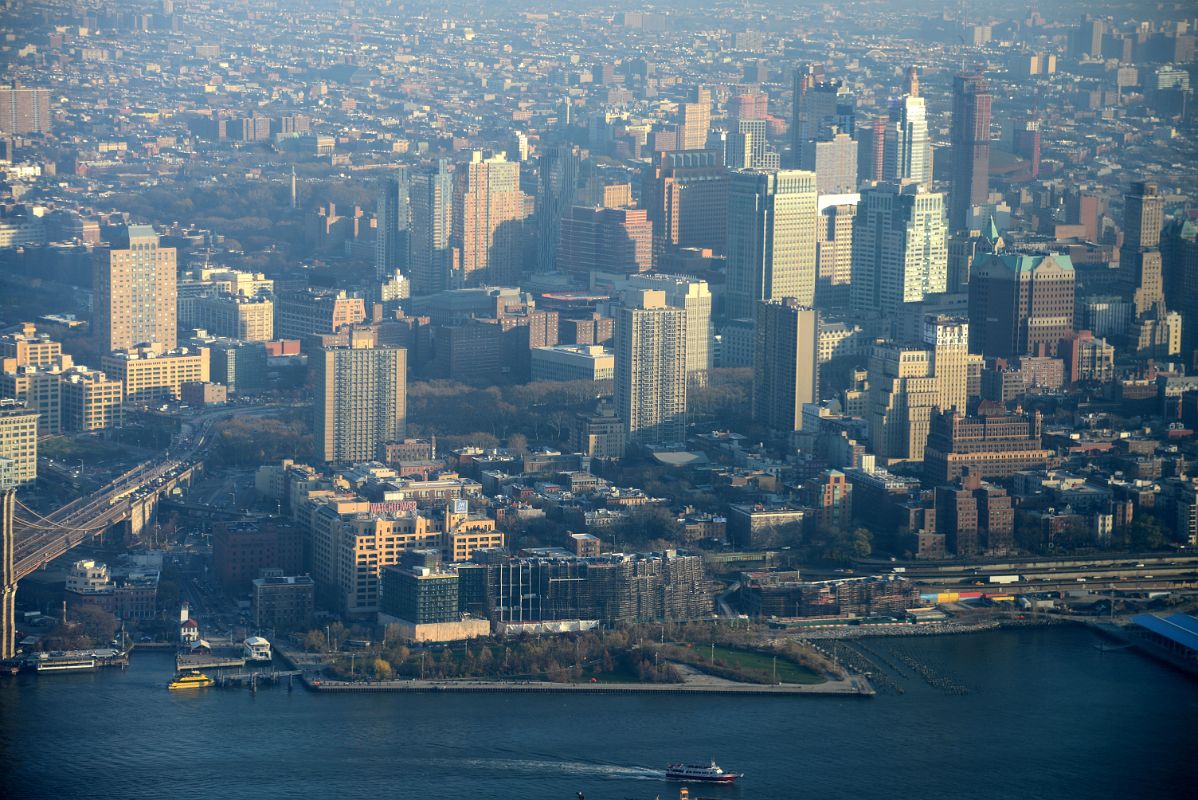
[435,756,665,781]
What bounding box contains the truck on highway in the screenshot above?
[988,575,1021,585]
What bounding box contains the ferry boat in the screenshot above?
[35,653,97,673]
[243,636,272,663]
[666,759,742,783]
[168,670,214,690]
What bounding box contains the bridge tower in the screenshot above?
[2,489,15,659]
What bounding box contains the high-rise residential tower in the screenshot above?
[93,224,178,354]
[726,169,819,319]
[0,84,51,134]
[314,339,407,463]
[410,159,455,295]
[949,72,992,230]
[753,299,819,433]
[375,169,411,279]
[850,181,948,314]
[615,289,687,446]
[453,152,525,287]
[883,67,931,189]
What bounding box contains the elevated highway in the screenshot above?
[1,405,281,658]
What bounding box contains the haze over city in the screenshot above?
[0,1,1195,798]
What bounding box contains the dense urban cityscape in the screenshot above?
[0,0,1195,797]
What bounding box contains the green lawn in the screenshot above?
[704,646,825,684]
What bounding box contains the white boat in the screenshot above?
[666,759,742,783]
[243,636,271,663]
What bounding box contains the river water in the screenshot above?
[1,626,1194,800]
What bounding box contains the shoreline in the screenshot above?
[272,645,874,696]
[296,674,875,696]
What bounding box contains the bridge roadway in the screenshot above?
[1,404,287,657]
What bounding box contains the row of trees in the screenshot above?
[315,621,839,685]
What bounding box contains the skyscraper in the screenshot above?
[866,317,967,466]
[558,206,653,275]
[753,299,819,433]
[800,130,858,194]
[883,67,931,189]
[730,119,780,170]
[0,83,51,134]
[410,159,454,295]
[536,142,581,273]
[1121,180,1166,317]
[679,87,712,150]
[608,273,712,388]
[453,152,525,287]
[726,169,819,319]
[791,68,854,167]
[642,149,729,262]
[949,71,992,230]
[815,197,856,311]
[93,224,178,354]
[968,251,1076,359]
[615,289,687,446]
[375,168,411,279]
[1163,218,1198,368]
[850,181,948,315]
[314,340,407,463]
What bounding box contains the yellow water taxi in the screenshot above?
[168,670,214,690]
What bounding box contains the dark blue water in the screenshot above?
[1,627,1194,800]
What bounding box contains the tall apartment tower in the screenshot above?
[410,159,454,295]
[93,224,177,354]
[620,273,712,387]
[314,340,407,463]
[726,169,819,319]
[679,87,712,150]
[1121,180,1166,317]
[753,299,819,432]
[883,67,932,190]
[536,142,581,273]
[967,252,1076,358]
[615,290,687,446]
[949,72,992,230]
[850,181,948,314]
[0,83,51,134]
[453,152,524,287]
[642,150,730,262]
[375,169,411,279]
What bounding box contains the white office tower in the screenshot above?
[850,180,948,315]
[726,169,819,319]
[883,67,932,190]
